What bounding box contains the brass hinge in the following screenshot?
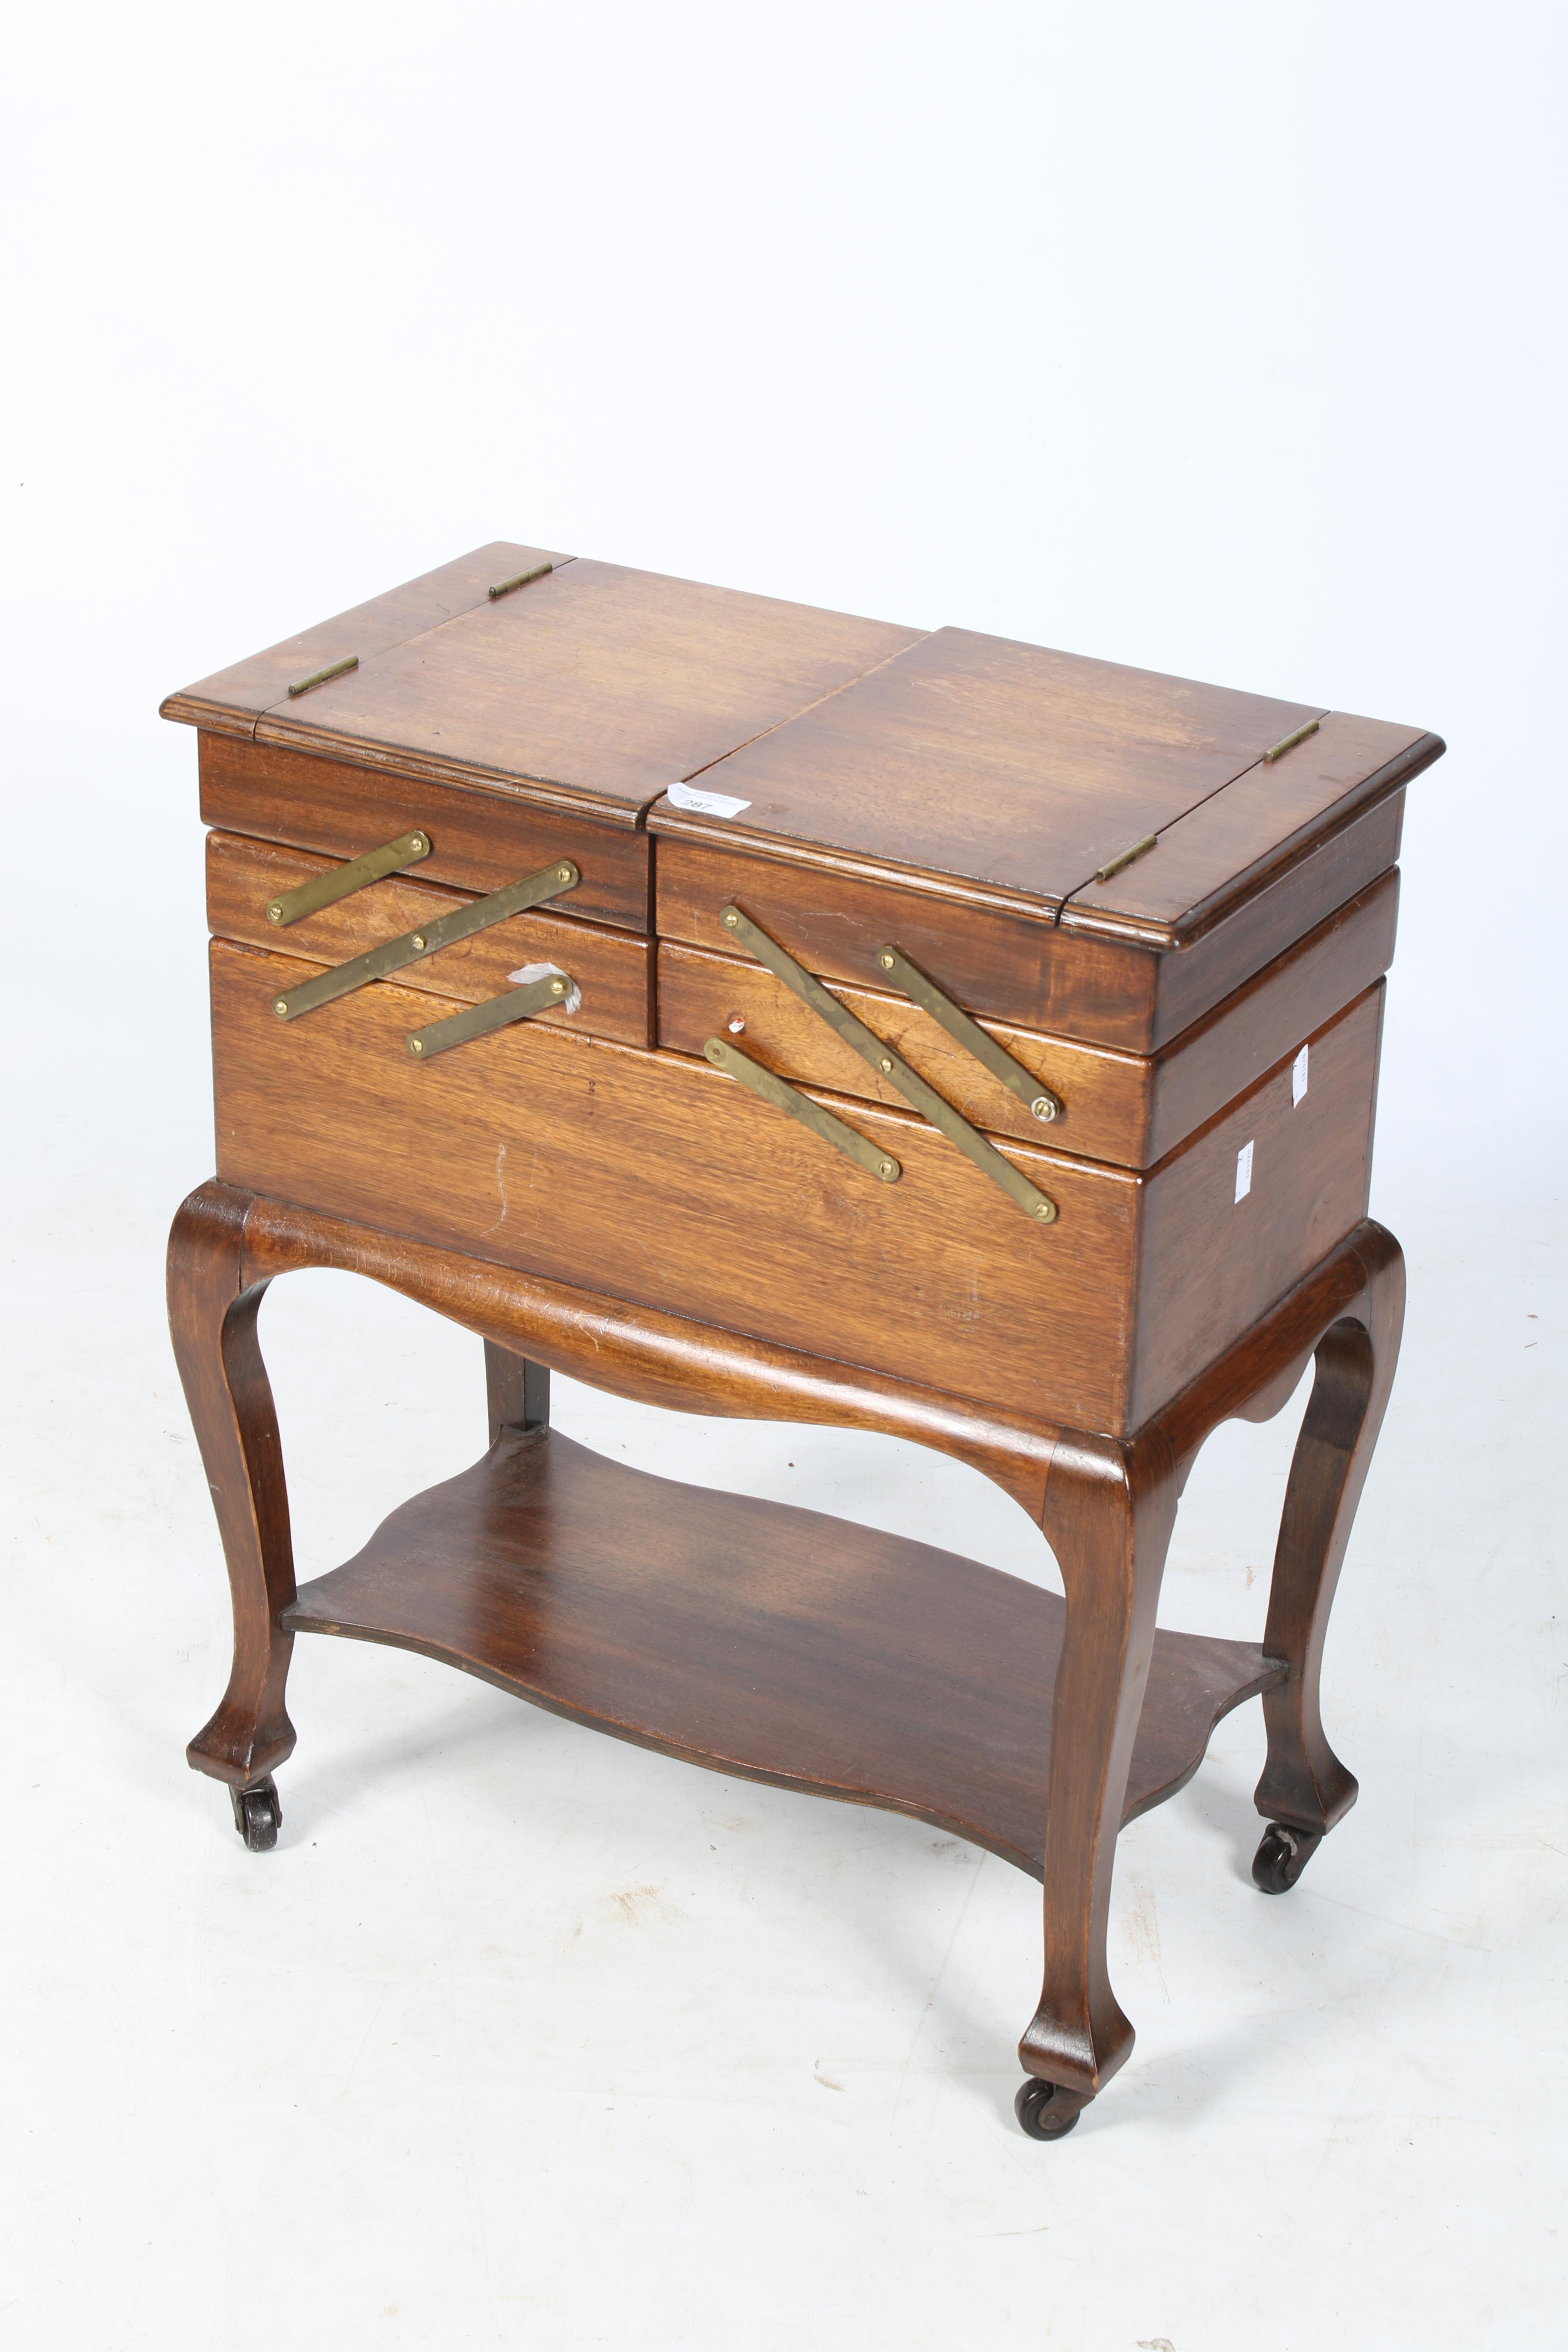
[489,561,553,599]
[704,1037,900,1183]
[265,830,432,928]
[287,655,358,697]
[873,943,1060,1124]
[270,859,580,1022]
[716,905,1057,1225]
[407,970,573,1058]
[1095,834,1157,884]
[1263,717,1321,763]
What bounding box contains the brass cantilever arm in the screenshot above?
[703,1036,901,1183]
[407,969,576,1060]
[716,904,1057,1226]
[265,830,433,929]
[873,943,1061,1125]
[269,859,581,1023]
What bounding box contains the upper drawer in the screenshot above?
[208,830,654,1049]
[166,549,923,939]
[655,787,1409,1057]
[647,626,1438,940]
[200,733,653,933]
[657,870,1399,1169]
[649,625,1440,1049]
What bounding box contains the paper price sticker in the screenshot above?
[1292,1044,1309,1106]
[666,780,752,818]
[1234,1139,1254,1203]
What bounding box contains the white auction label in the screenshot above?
[507,960,582,1014]
[1235,1139,1254,1202]
[1292,1043,1309,1106]
[666,780,752,818]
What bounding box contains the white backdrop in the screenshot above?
[3,10,1565,2351]
[6,0,1565,1216]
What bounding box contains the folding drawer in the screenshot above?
[656,870,1399,1167]
[207,830,654,1048]
[211,936,1385,1436]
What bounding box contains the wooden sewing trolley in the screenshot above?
[162,546,1442,2137]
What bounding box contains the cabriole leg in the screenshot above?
[1253,1229,1406,1890]
[1016,1431,1179,2137]
[168,1181,297,1838]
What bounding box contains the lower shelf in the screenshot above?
[283,1429,1282,1878]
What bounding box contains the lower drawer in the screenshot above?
[199,732,652,934]
[207,830,654,1047]
[211,939,1383,1436]
[656,871,1397,1167]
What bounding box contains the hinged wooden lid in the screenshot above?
[164,546,1441,926]
[161,546,920,832]
[647,625,1442,947]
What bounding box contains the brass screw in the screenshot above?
[273,998,288,1017]
[551,977,567,995]
[266,903,283,923]
[878,1159,897,1179]
[879,1056,894,1073]
[1031,1096,1057,1122]
[410,933,426,951]
[878,951,894,971]
[1033,1202,1054,1221]
[722,909,739,928]
[410,835,426,853]
[557,864,573,884]
[409,1037,424,1054]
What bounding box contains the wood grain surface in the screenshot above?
[167,1186,298,1787]
[171,1177,1404,2115]
[1254,1223,1404,1838]
[1146,790,1405,1044]
[241,559,920,809]
[655,934,1154,1154]
[656,870,1397,1165]
[1061,713,1440,943]
[209,940,1381,1432]
[282,1426,1282,1875]
[162,536,1431,2128]
[649,625,1324,910]
[484,1341,551,1442]
[1142,872,1396,1159]
[167,542,1439,977]
[654,806,1403,1053]
[199,732,655,930]
[160,543,568,738]
[235,1186,1062,1520]
[1130,984,1381,1428]
[654,831,1134,1034]
[207,831,655,1047]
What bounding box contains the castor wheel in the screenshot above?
[229,1775,282,1853]
[1014,2078,1086,2140]
[1252,1820,1322,1894]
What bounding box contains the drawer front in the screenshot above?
[655,938,1150,1159]
[654,833,1143,1043]
[211,943,1381,1435]
[208,832,654,1048]
[655,868,1398,1168]
[200,732,652,934]
[654,798,1404,1054]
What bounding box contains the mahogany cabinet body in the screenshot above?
[210,936,1385,1437]
[162,543,1439,2131]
